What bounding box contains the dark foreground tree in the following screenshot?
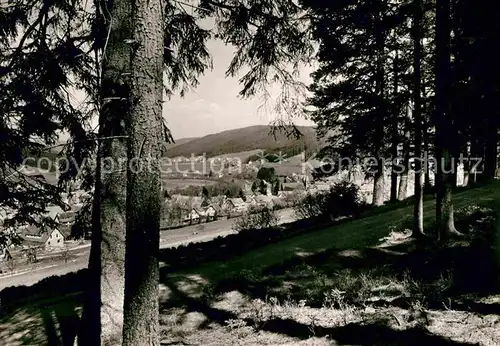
[121,0,164,343]
[434,0,460,239]
[412,0,425,237]
[79,0,129,343]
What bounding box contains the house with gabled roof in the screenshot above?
[224,198,247,213]
[203,205,217,221]
[220,198,235,212]
[255,195,274,208]
[184,208,201,224]
[23,227,65,249]
[58,210,78,225]
[194,207,206,217]
[211,204,225,219]
[244,194,258,206]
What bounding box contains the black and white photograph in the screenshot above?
[1,0,499,345]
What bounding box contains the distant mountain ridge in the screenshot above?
[165,137,199,149]
[166,125,324,158]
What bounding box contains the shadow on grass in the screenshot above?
[0,270,85,345]
[162,278,238,330]
[0,291,82,345]
[161,276,476,346]
[40,304,80,346]
[257,318,478,345]
[203,205,500,313]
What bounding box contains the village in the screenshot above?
[0,156,324,265]
[159,152,344,227]
[162,179,305,227]
[0,150,396,273]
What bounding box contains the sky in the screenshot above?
[163,40,315,140]
[71,39,315,142]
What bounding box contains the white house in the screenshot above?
[204,205,217,220]
[185,209,200,223]
[227,198,247,213]
[24,228,65,248]
[204,205,216,216]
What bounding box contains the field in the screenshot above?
[1,182,500,345]
[210,149,264,162]
[161,179,218,189]
[160,153,260,178]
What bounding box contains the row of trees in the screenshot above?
[302,0,499,239]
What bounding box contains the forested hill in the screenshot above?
[165,125,324,158]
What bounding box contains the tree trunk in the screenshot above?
[390,51,400,203]
[79,0,129,343]
[373,0,386,207]
[462,147,470,187]
[412,0,424,237]
[122,0,164,343]
[469,137,483,184]
[483,125,498,180]
[423,125,432,189]
[373,158,385,206]
[398,104,412,201]
[397,157,409,200]
[435,0,461,239]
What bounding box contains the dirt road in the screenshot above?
[0,208,296,290]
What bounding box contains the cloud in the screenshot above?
[209,102,221,111]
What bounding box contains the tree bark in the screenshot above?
[122,0,164,343]
[398,104,412,201]
[435,0,461,240]
[79,0,129,343]
[372,0,386,207]
[397,158,409,200]
[373,158,386,206]
[390,51,400,203]
[412,0,424,237]
[423,124,432,189]
[462,148,470,187]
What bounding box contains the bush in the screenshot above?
[256,167,277,183]
[162,200,185,228]
[294,193,327,219]
[294,181,364,220]
[326,180,364,217]
[232,206,280,232]
[282,191,302,207]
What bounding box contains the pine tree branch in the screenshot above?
[43,136,129,151]
[1,7,47,77]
